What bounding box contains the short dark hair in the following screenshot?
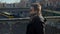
[31,4,39,11]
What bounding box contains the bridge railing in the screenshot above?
[0,16,60,34]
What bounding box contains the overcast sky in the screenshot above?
[0,0,21,3]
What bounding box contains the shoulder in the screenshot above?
[33,16,39,19]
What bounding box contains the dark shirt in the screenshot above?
[26,16,46,34]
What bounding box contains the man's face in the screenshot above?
[30,7,35,14]
[30,3,42,16]
[30,6,39,14]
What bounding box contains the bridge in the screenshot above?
[0,17,60,34]
[0,8,60,34]
[0,8,60,18]
[0,8,30,18]
[0,8,29,13]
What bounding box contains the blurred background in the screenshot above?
[0,0,60,34]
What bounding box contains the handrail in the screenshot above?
[44,9,60,14]
[0,16,60,20]
[0,13,14,18]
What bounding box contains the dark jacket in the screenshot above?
[26,16,46,34]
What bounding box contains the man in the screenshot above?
[26,3,46,34]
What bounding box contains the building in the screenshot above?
[0,3,15,8]
[0,3,3,8]
[19,0,29,8]
[45,0,60,8]
[14,3,20,8]
[0,0,32,8]
[0,3,6,8]
[8,0,30,8]
[4,4,15,8]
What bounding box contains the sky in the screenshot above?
[0,0,21,3]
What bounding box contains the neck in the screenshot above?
[37,12,42,16]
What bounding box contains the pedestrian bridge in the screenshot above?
[0,16,60,34]
[0,8,60,18]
